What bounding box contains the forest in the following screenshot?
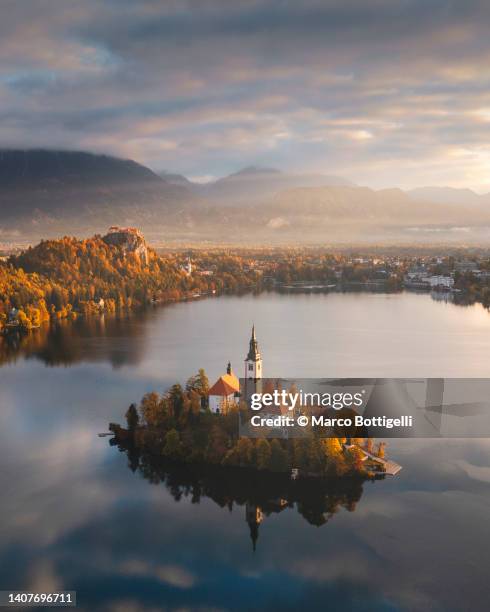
[0,234,261,331]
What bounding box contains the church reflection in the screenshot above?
[114,441,368,551]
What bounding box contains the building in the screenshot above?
[182,257,192,276]
[405,268,430,281]
[455,261,480,273]
[404,266,432,288]
[245,325,263,380]
[430,275,454,289]
[208,362,240,414]
[8,307,19,323]
[107,225,143,237]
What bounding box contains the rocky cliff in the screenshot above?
[102,226,149,265]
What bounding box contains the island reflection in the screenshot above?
[115,441,369,550]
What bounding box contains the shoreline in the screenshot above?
[109,423,383,482]
[0,282,486,338]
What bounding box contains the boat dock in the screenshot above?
[356,446,403,476]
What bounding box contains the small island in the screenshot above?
[109,366,390,481]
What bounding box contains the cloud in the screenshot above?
[119,559,197,589]
[2,1,490,188]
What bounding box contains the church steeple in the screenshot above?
[247,325,260,361]
[246,502,263,552]
[245,325,262,379]
[249,520,259,552]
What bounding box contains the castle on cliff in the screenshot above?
[102,226,149,265]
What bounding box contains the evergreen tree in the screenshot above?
[125,403,139,431]
[168,384,185,420]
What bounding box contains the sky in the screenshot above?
[1,0,490,190]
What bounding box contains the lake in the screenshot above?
[1,291,490,611]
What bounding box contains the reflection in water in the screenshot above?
[3,293,490,609]
[116,442,367,550]
[3,290,490,377]
[0,314,146,368]
[430,290,453,303]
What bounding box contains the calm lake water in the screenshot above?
[1,291,490,611]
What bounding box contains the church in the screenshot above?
[208,326,263,414]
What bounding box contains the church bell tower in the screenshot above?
[245,325,262,380]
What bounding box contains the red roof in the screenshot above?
[208,376,238,397]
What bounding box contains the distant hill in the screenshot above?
[199,166,354,204]
[407,186,490,207]
[261,184,490,226]
[188,185,490,244]
[0,149,162,189]
[161,165,354,202]
[159,171,199,189]
[0,150,193,239]
[1,228,181,330]
[0,228,261,335]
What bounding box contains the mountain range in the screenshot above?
[406,186,490,207]
[2,149,490,245]
[171,166,354,204]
